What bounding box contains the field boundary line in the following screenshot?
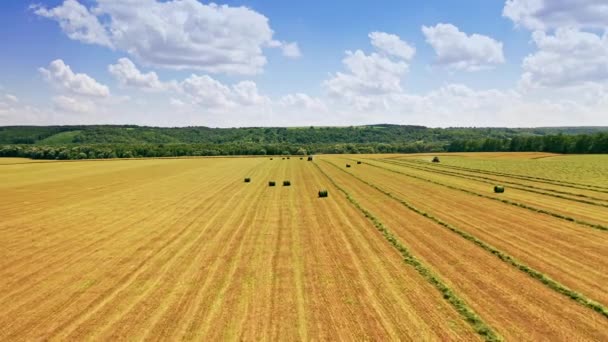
[362,159,608,232]
[322,159,608,320]
[313,161,503,342]
[400,158,608,192]
[380,159,608,208]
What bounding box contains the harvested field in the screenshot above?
[1,153,607,340]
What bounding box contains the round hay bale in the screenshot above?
[318,190,328,198]
[346,164,351,168]
[283,180,291,186]
[269,181,276,187]
[270,158,273,160]
[244,178,251,183]
[494,185,505,193]
[432,156,440,163]
[300,157,303,160]
[307,156,313,161]
[357,161,362,164]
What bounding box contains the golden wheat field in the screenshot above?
[1,153,607,341]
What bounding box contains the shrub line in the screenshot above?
[364,159,608,232]
[313,161,503,341]
[324,159,608,320]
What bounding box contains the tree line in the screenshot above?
[0,132,606,160]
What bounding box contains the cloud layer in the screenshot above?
[34,0,299,75]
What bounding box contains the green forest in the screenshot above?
[0,125,607,159]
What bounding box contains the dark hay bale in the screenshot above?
[287,157,290,159]
[282,157,285,160]
[307,156,313,161]
[357,161,362,164]
[270,158,273,160]
[494,185,505,193]
[318,190,328,198]
[244,178,251,183]
[300,157,303,160]
[432,156,440,163]
[283,180,291,186]
[346,164,351,168]
[269,181,276,187]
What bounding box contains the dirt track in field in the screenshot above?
[0,158,477,340]
[319,159,608,341]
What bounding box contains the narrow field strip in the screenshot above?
[364,159,608,232]
[384,158,608,206]
[401,158,608,193]
[313,162,502,341]
[323,159,608,319]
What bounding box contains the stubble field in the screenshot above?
[0,153,607,341]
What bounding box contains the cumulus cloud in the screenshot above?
[32,0,112,47]
[34,0,299,75]
[5,94,18,103]
[52,95,94,113]
[369,32,416,60]
[520,28,608,88]
[39,59,110,97]
[280,42,301,58]
[422,23,505,71]
[108,58,169,91]
[503,0,608,31]
[178,75,270,109]
[279,93,327,111]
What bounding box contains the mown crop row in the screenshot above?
[323,160,608,319]
[312,162,502,342]
[402,158,608,193]
[363,160,608,232]
[380,159,608,208]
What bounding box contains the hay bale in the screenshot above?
[346,164,351,168]
[307,156,313,161]
[283,180,291,186]
[300,157,303,160]
[494,185,505,193]
[287,157,290,160]
[244,178,251,183]
[318,190,328,198]
[357,161,362,164]
[432,156,440,163]
[270,158,273,160]
[282,157,285,160]
[269,181,276,187]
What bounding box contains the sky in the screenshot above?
[0,0,607,128]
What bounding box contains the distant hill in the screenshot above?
[1,125,607,159]
[1,125,607,145]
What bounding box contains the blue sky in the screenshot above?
[0,0,607,127]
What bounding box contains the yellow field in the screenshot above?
[1,153,607,340]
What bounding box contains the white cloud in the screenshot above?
[5,94,18,103]
[369,32,416,60]
[40,59,110,97]
[32,0,112,47]
[281,42,302,58]
[52,95,94,113]
[279,93,327,111]
[422,23,505,71]
[520,28,608,88]
[108,58,169,91]
[34,0,299,75]
[178,74,270,109]
[324,50,409,98]
[503,0,608,31]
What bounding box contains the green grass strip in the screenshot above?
[313,162,503,341]
[364,159,608,232]
[323,159,608,320]
[382,159,608,208]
